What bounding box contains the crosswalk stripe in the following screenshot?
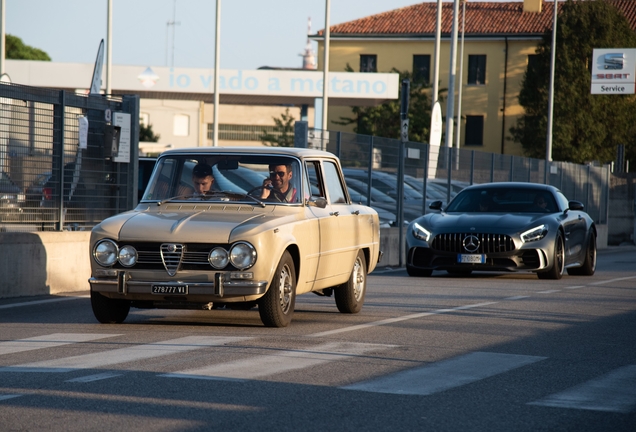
[342,352,547,395]
[0,333,120,356]
[161,342,395,381]
[66,372,124,383]
[0,336,250,373]
[0,394,22,401]
[529,365,636,413]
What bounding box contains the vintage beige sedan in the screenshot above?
[89,147,381,327]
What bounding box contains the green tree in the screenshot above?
[510,0,636,165]
[260,108,296,147]
[6,34,51,60]
[139,123,160,142]
[334,65,435,143]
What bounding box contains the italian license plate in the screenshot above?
[151,284,188,295]
[458,254,485,264]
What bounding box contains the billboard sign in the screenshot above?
[591,48,636,94]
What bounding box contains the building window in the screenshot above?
[207,124,286,141]
[464,116,484,146]
[468,55,486,85]
[360,55,377,73]
[412,55,430,84]
[173,114,189,136]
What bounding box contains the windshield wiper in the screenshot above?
[157,191,266,208]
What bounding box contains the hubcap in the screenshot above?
[278,264,292,313]
[352,257,365,301]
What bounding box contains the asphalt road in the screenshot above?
[1,247,635,431]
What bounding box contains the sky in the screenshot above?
[5,0,521,71]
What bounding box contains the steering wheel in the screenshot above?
[246,186,286,202]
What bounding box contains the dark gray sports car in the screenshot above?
[405,182,597,279]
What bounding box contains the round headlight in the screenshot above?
[209,247,229,269]
[229,242,256,270]
[93,239,118,267]
[118,245,138,267]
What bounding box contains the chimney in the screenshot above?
[523,0,542,13]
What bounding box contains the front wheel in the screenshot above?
[538,231,564,280]
[567,232,597,276]
[90,290,130,324]
[258,251,296,327]
[335,250,367,314]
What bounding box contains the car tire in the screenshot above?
[406,265,433,277]
[258,251,296,327]
[90,290,130,324]
[567,232,597,276]
[335,250,367,314]
[538,231,564,280]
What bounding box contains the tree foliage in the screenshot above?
[6,34,51,61]
[334,66,435,143]
[511,0,636,166]
[139,123,160,142]
[260,108,296,147]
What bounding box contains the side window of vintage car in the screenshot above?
[323,161,347,204]
[305,161,325,198]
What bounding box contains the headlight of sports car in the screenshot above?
[412,222,432,242]
[93,239,118,267]
[229,242,256,270]
[521,224,548,243]
[118,245,138,267]
[209,247,229,269]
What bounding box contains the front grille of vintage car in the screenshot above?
[114,242,239,271]
[431,233,515,254]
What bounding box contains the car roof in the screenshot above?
[462,182,559,193]
[161,146,336,160]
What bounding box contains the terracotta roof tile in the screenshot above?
[316,1,636,37]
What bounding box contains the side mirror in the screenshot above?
[308,197,327,209]
[429,200,443,210]
[568,200,584,211]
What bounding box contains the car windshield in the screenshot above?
[445,188,558,213]
[141,154,302,205]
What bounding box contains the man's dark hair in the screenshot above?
[192,163,213,178]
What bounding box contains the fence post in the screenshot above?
[469,150,474,185]
[490,153,495,183]
[422,144,429,215]
[366,136,373,207]
[335,131,341,158]
[53,90,66,231]
[509,155,514,181]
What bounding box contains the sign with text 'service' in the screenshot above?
[591,48,636,95]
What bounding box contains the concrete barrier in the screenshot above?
[0,231,91,299]
[0,224,610,299]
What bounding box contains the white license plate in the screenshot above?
[151,284,188,295]
[458,254,485,264]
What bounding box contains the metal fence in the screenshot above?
[311,128,610,225]
[0,82,139,232]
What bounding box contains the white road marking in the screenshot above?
[342,352,547,395]
[309,302,498,338]
[161,342,395,382]
[538,290,561,294]
[564,286,585,290]
[66,372,124,383]
[0,394,22,401]
[505,295,530,300]
[529,365,636,413]
[0,333,120,356]
[0,295,89,310]
[0,336,250,373]
[589,276,636,285]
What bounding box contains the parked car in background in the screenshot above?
[89,147,381,327]
[406,182,597,279]
[0,171,25,221]
[24,163,86,221]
